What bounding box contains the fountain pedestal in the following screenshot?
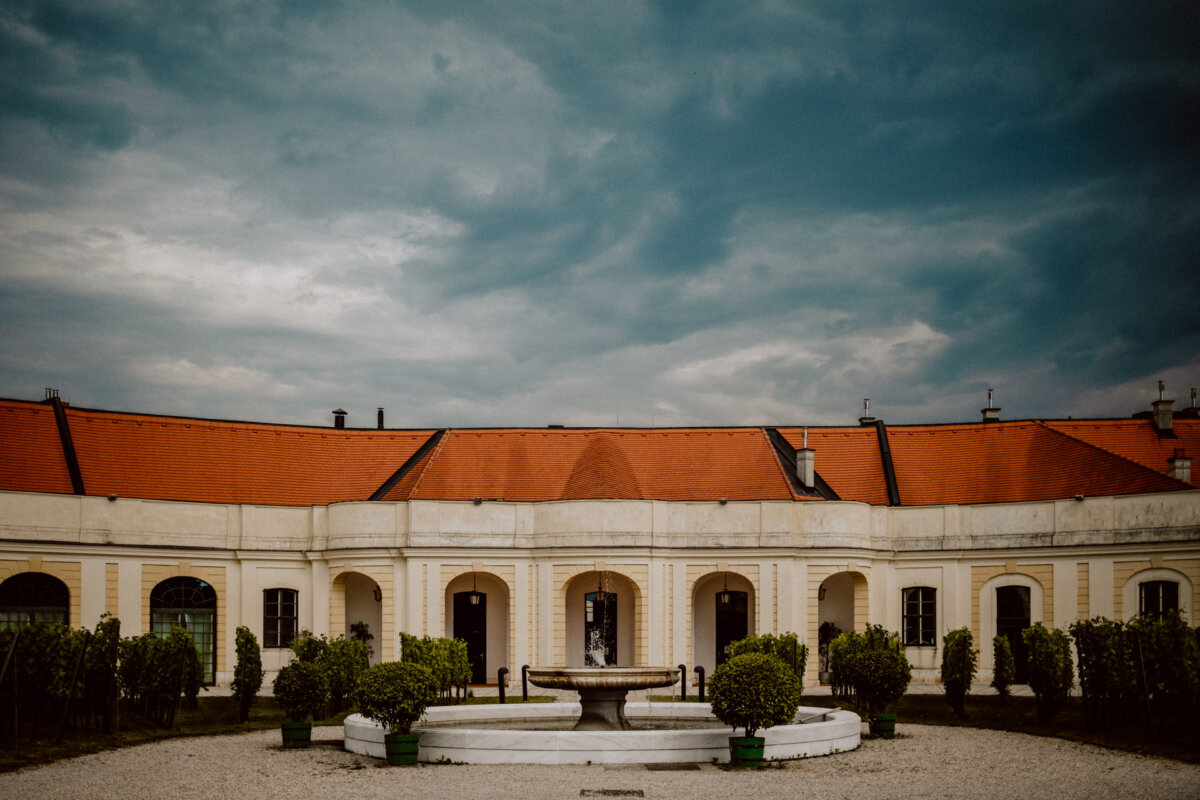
[526,667,679,731]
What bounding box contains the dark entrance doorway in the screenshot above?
[453,590,487,684]
[996,585,1031,683]
[584,591,617,666]
[714,590,748,667]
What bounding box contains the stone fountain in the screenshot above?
[343,664,861,764]
[524,666,679,730]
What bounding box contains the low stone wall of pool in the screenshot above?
[343,702,861,764]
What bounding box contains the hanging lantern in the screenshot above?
[595,570,606,602]
[717,572,731,606]
[468,572,482,606]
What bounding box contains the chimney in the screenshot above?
[1169,448,1191,483]
[858,398,876,426]
[1152,380,1174,432]
[332,408,347,429]
[796,427,815,489]
[377,407,385,429]
[981,388,1001,423]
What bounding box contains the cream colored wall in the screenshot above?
[1,489,1198,686]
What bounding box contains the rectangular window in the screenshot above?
[901,587,936,646]
[264,588,298,648]
[1139,581,1179,619]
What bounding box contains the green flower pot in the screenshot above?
[384,732,420,766]
[728,736,765,768]
[869,713,896,738]
[280,721,312,749]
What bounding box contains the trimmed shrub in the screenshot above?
[355,661,439,734]
[273,661,329,722]
[324,636,369,713]
[830,624,909,712]
[940,627,977,719]
[727,631,807,686]
[853,646,911,716]
[289,630,329,664]
[399,633,471,701]
[708,652,802,738]
[232,626,264,723]
[991,635,1015,702]
[1023,623,1074,723]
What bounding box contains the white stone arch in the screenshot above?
[1121,567,1193,622]
[444,570,511,682]
[331,570,383,665]
[979,572,1045,673]
[691,571,756,677]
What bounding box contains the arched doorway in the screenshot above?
[150,576,217,685]
[334,571,383,666]
[0,572,68,629]
[996,585,1031,683]
[692,571,755,676]
[564,571,636,667]
[445,571,509,684]
[816,571,864,682]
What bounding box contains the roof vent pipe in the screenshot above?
[981,388,1001,423]
[377,407,384,429]
[858,398,876,426]
[333,408,347,429]
[1152,381,1174,432]
[796,427,815,489]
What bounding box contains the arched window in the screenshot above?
[1139,580,1179,619]
[150,577,217,685]
[0,572,69,630]
[901,586,936,646]
[263,588,298,648]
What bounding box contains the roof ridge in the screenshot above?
[403,427,453,499]
[1032,420,1194,488]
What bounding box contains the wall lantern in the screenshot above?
[373,586,382,603]
[468,572,483,606]
[817,584,827,602]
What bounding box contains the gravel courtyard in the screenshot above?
[3,723,1197,800]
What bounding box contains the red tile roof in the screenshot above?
[1042,419,1199,483]
[62,406,435,506]
[886,421,1188,506]
[0,401,75,495]
[2,397,1194,507]
[776,427,891,505]
[385,428,803,502]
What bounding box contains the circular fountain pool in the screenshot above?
[343,702,860,764]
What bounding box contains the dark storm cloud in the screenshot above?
[1,1,1197,427]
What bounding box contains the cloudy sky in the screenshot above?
[2,1,1198,429]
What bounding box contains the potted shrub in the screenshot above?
[272,661,329,748]
[852,646,911,738]
[355,661,439,765]
[707,652,801,768]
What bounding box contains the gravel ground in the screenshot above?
[3,723,1198,800]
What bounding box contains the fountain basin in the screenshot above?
[344,702,861,764]
[525,666,679,730]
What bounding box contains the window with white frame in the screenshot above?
[1139,580,1179,619]
[901,586,936,646]
[263,588,298,648]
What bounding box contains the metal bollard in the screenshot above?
[521,664,529,701]
[498,666,509,703]
[678,664,687,701]
[694,665,705,702]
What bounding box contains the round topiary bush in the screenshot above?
[852,647,911,716]
[272,661,329,722]
[707,652,802,738]
[355,661,439,735]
